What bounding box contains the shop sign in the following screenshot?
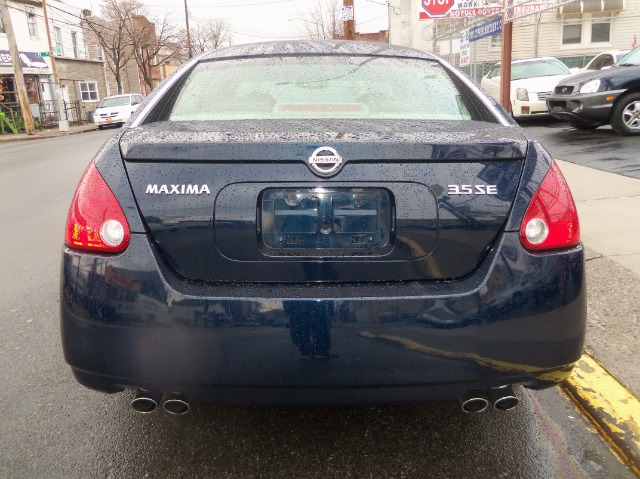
[0,50,49,69]
[419,0,554,20]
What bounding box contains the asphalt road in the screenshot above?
[520,120,640,179]
[0,130,635,478]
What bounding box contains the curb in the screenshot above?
[562,352,640,476]
[0,127,98,144]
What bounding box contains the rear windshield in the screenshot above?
[165,55,487,121]
[511,60,570,80]
[99,96,131,108]
[617,46,640,66]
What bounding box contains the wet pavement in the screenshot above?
[520,120,640,180]
[0,130,637,478]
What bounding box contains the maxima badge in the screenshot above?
[308,146,343,177]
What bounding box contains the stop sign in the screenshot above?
[422,0,455,18]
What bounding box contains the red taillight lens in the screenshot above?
[65,161,130,253]
[520,161,580,251]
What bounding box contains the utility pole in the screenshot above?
[0,0,36,134]
[343,0,355,40]
[42,0,69,132]
[499,0,513,113]
[184,0,192,59]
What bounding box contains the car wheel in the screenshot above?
[610,93,640,136]
[568,121,599,130]
[98,125,104,130]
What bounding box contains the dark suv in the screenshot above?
[547,46,640,134]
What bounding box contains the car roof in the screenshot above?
[595,50,630,55]
[199,40,439,61]
[493,57,565,66]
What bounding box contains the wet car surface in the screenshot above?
[61,41,586,413]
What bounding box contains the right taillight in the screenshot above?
[520,161,580,251]
[65,161,130,253]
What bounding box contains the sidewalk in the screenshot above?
[557,160,640,278]
[0,123,98,143]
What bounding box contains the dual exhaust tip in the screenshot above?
[132,387,518,415]
[460,385,519,413]
[131,390,191,415]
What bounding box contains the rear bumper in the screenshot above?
[512,98,550,118]
[60,232,586,405]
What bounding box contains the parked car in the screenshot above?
[62,41,585,415]
[547,45,640,135]
[580,50,630,71]
[94,93,145,129]
[481,57,573,119]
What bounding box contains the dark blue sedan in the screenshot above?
[61,41,585,415]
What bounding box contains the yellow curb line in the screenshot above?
[562,353,640,476]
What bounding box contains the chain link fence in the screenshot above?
[427,10,635,84]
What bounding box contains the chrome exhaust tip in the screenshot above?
[131,389,162,413]
[460,390,489,413]
[162,393,191,415]
[487,385,519,411]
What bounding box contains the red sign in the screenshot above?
[421,0,455,18]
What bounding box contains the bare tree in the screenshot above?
[83,0,140,94]
[128,14,181,90]
[174,18,232,63]
[302,0,343,40]
[190,19,233,55]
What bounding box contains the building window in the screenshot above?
[26,7,38,38]
[489,34,502,52]
[562,14,582,45]
[562,13,611,46]
[54,27,64,56]
[0,11,6,34]
[71,32,78,58]
[591,13,611,43]
[97,46,104,61]
[78,81,99,101]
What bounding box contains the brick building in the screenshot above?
[44,0,108,122]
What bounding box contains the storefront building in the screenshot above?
[0,50,53,132]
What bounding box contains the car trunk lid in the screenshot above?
[120,120,527,283]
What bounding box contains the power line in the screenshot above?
[140,0,295,7]
[358,13,387,26]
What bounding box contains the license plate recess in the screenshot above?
[260,188,393,256]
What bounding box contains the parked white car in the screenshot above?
[481,57,573,119]
[94,94,145,129]
[581,50,630,71]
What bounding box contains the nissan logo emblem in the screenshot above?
[308,146,343,177]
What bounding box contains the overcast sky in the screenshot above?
[67,0,389,46]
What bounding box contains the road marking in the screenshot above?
[562,353,640,476]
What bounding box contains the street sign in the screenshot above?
[459,30,470,67]
[467,17,502,42]
[341,6,354,21]
[420,0,502,19]
[421,0,455,18]
[36,52,50,57]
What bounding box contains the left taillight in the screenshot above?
[65,161,130,253]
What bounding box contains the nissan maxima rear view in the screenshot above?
[61,41,585,415]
